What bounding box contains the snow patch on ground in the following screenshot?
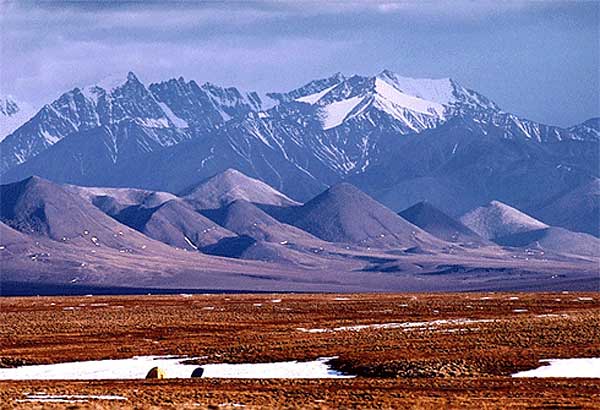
[201,357,352,379]
[297,318,495,333]
[512,358,600,378]
[16,393,126,403]
[0,356,351,380]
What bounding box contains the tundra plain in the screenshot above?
[1,293,599,409]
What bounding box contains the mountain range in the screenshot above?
[1,70,597,228]
[0,69,598,294]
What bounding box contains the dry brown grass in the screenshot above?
[1,292,599,409]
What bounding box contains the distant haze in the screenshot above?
[1,1,598,127]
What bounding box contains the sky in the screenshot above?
[1,1,598,127]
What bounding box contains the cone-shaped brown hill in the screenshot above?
[181,168,300,210]
[204,199,322,246]
[399,201,491,246]
[287,183,446,248]
[460,200,548,241]
[0,176,165,250]
[114,199,237,250]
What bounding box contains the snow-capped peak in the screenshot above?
[308,71,451,131]
[460,200,549,240]
[96,71,142,92]
[81,71,143,104]
[268,73,346,104]
[376,70,457,106]
[0,95,20,116]
[373,77,445,116]
[295,70,505,132]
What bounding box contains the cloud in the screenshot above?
[1,0,597,126]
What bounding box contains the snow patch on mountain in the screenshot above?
[374,78,445,116]
[377,70,457,105]
[81,73,138,105]
[568,118,599,141]
[156,102,188,128]
[97,73,136,92]
[320,96,364,130]
[296,84,339,104]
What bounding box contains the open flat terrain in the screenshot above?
[1,293,599,409]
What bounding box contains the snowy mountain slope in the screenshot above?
[0,72,193,173]
[0,124,189,188]
[148,77,270,131]
[567,117,600,141]
[0,96,35,142]
[301,73,449,133]
[267,72,345,103]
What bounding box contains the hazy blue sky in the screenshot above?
[1,1,598,126]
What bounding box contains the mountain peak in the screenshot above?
[221,168,244,178]
[288,182,443,248]
[399,201,489,245]
[87,71,144,94]
[127,71,140,82]
[374,70,457,105]
[329,72,345,82]
[181,168,300,210]
[460,200,549,241]
[377,69,452,83]
[0,95,35,141]
[0,95,19,115]
[323,182,362,197]
[567,117,600,141]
